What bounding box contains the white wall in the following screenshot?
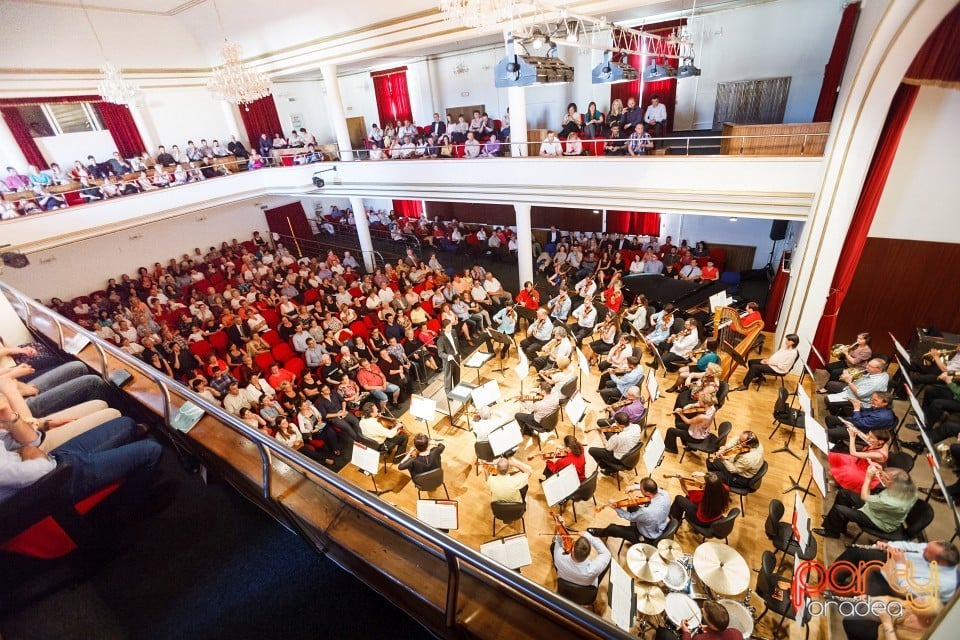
[34,130,117,169]
[272,80,336,146]
[140,87,234,151]
[660,213,798,269]
[2,202,272,302]
[338,71,382,132]
[869,86,960,243]
[674,0,843,130]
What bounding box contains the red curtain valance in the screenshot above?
[904,2,960,87]
[0,95,102,107]
[606,211,661,236]
[393,200,423,219]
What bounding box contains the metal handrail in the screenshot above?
[0,280,632,640]
[271,232,390,270]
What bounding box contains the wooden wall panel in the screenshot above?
[834,237,960,356]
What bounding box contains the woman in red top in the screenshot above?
[669,471,729,526]
[699,259,720,282]
[542,435,586,482]
[602,282,624,313]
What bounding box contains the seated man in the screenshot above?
[514,381,560,438]
[358,402,408,463]
[397,433,444,477]
[832,540,958,604]
[553,530,611,588]
[599,357,644,404]
[823,358,890,416]
[483,456,532,503]
[569,298,597,345]
[471,405,511,443]
[921,373,960,427]
[596,386,645,428]
[588,477,671,544]
[356,358,401,410]
[814,465,917,538]
[588,412,643,475]
[603,124,626,156]
[825,392,896,445]
[706,430,764,488]
[539,131,562,157]
[4,361,113,419]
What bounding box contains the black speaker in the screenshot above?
[769,220,788,241]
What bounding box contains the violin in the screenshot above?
[595,494,651,512]
[552,511,575,555]
[710,443,750,461]
[527,448,566,461]
[671,405,707,416]
[476,460,515,475]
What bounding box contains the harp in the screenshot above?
[712,306,764,381]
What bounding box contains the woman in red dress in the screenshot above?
[828,428,891,492]
[541,435,586,482]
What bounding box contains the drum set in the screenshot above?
[624,539,754,639]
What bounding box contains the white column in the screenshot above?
[321,64,355,162]
[0,115,29,169]
[128,102,158,153]
[514,203,534,289]
[349,196,375,272]
[507,86,528,157]
[220,101,244,141]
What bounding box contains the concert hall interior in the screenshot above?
[1,1,959,640]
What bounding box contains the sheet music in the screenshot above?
[804,415,829,454]
[542,464,580,506]
[643,429,665,474]
[576,347,590,374]
[808,448,827,497]
[897,357,914,392]
[646,372,659,404]
[890,333,912,366]
[171,401,204,433]
[488,420,523,456]
[906,387,926,429]
[410,394,437,422]
[514,351,530,382]
[792,492,810,559]
[825,391,848,404]
[566,392,587,425]
[608,557,636,631]
[350,441,381,475]
[463,351,493,368]
[480,534,532,569]
[416,499,459,530]
[796,385,811,417]
[63,334,91,355]
[471,380,502,408]
[708,291,731,312]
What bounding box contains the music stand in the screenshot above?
[806,338,827,370]
[411,394,438,440]
[463,350,494,384]
[648,344,669,379]
[487,328,514,375]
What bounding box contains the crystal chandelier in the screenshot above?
[207,39,272,107]
[81,1,142,106]
[438,0,514,29]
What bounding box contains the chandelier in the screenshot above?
[438,0,514,29]
[81,1,142,106]
[207,39,272,107]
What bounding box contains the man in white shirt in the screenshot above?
[679,260,702,281]
[514,381,560,438]
[463,132,481,158]
[573,276,597,302]
[644,95,668,136]
[588,413,643,474]
[659,318,700,370]
[570,298,598,345]
[553,531,611,587]
[539,131,562,157]
[482,273,511,306]
[223,383,252,415]
[548,288,573,324]
[472,405,510,443]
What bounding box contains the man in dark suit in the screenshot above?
[545,226,563,255]
[436,319,461,391]
[428,112,446,138]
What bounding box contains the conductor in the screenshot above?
[437,319,462,391]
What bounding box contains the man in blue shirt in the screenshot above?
[599,357,644,404]
[588,477,670,544]
[825,391,896,445]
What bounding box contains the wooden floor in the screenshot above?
[338,333,825,640]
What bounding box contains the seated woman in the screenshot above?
[563,132,584,156]
[560,102,582,137]
[541,435,586,482]
[583,102,604,140]
[828,428,891,492]
[664,394,718,454]
[668,471,730,527]
[666,341,721,393]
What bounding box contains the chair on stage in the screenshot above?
[679,421,732,464]
[558,470,598,523]
[764,498,817,572]
[474,440,496,476]
[851,500,934,544]
[769,387,806,453]
[604,442,643,491]
[618,517,680,555]
[687,508,740,544]
[557,377,579,425]
[535,409,561,450]
[752,353,798,391]
[556,577,600,610]
[729,461,768,511]
[491,501,526,536]
[411,467,450,500]
[755,550,809,639]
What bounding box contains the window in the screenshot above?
[16,105,54,138]
[15,102,103,137]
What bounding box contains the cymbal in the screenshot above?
[657,538,683,562]
[693,542,750,595]
[635,584,666,615]
[626,543,667,582]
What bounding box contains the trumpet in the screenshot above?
[923,349,953,366]
[831,342,855,359]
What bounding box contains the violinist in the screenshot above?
[587,477,671,545]
[588,412,643,476]
[552,530,611,588]
[706,431,764,489]
[520,308,554,360]
[530,326,573,371]
[667,350,720,395]
[514,381,560,441]
[595,386,644,429]
[587,313,619,363]
[663,394,718,454]
[514,280,540,310]
[656,317,701,371]
[644,303,676,350]
[599,356,644,404]
[668,471,730,528]
[483,457,532,503]
[541,435,586,482]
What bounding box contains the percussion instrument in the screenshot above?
[692,542,750,595]
[626,543,667,582]
[663,561,690,592]
[719,599,754,640]
[665,593,701,631]
[635,584,667,616]
[657,539,684,563]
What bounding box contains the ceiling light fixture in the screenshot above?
[591,51,638,85]
[207,0,272,108]
[80,0,142,106]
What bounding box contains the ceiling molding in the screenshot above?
[12,0,206,17]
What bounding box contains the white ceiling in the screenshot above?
[14,0,202,15]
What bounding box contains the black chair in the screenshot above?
[715,380,730,411]
[536,409,561,450]
[729,460,768,511]
[886,451,915,472]
[753,353,798,391]
[770,386,806,450]
[556,577,599,609]
[559,470,598,522]
[851,500,935,544]
[411,467,450,499]
[679,421,732,463]
[619,517,680,555]
[474,440,495,476]
[687,507,740,544]
[764,498,817,572]
[755,550,809,639]
[604,442,643,491]
[491,501,526,536]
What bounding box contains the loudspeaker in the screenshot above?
[769,220,788,241]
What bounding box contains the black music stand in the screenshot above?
[487,328,514,376]
[515,305,537,332]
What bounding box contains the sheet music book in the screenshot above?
[576,347,590,374]
[808,448,827,497]
[804,415,829,454]
[350,441,381,475]
[890,332,912,366]
[463,351,493,368]
[471,379,502,408]
[566,392,587,425]
[171,401,204,433]
[488,420,523,456]
[792,492,810,554]
[542,464,579,506]
[515,350,529,381]
[410,394,437,422]
[646,372,660,404]
[608,556,637,632]
[796,385,811,417]
[416,499,459,530]
[643,429,665,473]
[63,334,90,355]
[480,533,532,569]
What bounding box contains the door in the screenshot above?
[265,202,313,259]
[346,117,367,152]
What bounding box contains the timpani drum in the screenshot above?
[665,593,701,632]
[719,599,754,640]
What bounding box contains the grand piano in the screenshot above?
[620,274,728,313]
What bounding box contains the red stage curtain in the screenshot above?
[1,106,48,169]
[809,83,918,366]
[606,211,661,236]
[94,102,145,159]
[638,21,684,134]
[904,2,960,86]
[239,95,283,149]
[393,199,422,219]
[610,28,641,108]
[371,67,412,128]
[813,2,861,121]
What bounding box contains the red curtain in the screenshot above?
[904,2,960,86]
[1,106,48,169]
[638,21,684,135]
[809,83,918,366]
[371,67,412,128]
[239,95,283,150]
[610,28,641,107]
[813,2,861,122]
[606,211,661,235]
[94,102,145,159]
[392,199,422,219]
